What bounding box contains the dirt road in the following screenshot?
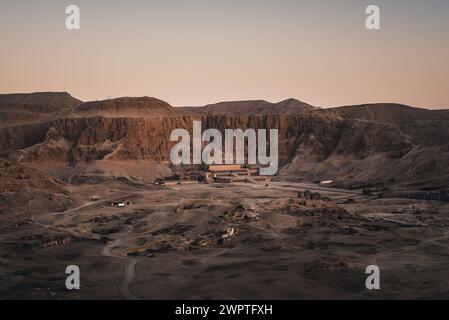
[101,239,142,300]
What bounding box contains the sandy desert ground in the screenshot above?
[1,180,448,300]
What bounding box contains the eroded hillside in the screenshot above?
[0,93,448,188]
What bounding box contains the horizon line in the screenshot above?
[1,90,448,111]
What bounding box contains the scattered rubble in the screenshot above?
[298,190,322,200]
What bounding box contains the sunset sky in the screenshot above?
[1,0,449,108]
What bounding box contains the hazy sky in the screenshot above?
[1,0,448,108]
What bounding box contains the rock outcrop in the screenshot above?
[0,93,448,188]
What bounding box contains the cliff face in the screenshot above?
[281,105,449,187]
[0,116,200,163]
[0,94,447,188]
[0,108,411,165]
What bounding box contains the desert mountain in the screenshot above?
[72,97,191,118]
[0,96,200,172]
[0,92,83,127]
[327,103,449,124]
[280,103,449,188]
[0,92,447,189]
[183,98,314,115]
[323,103,449,147]
[0,92,82,108]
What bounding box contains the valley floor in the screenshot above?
[1,181,449,299]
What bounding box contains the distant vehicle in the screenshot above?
[110,201,131,207]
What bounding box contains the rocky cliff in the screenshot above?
[0,93,447,188]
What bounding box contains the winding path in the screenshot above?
[101,239,142,300]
